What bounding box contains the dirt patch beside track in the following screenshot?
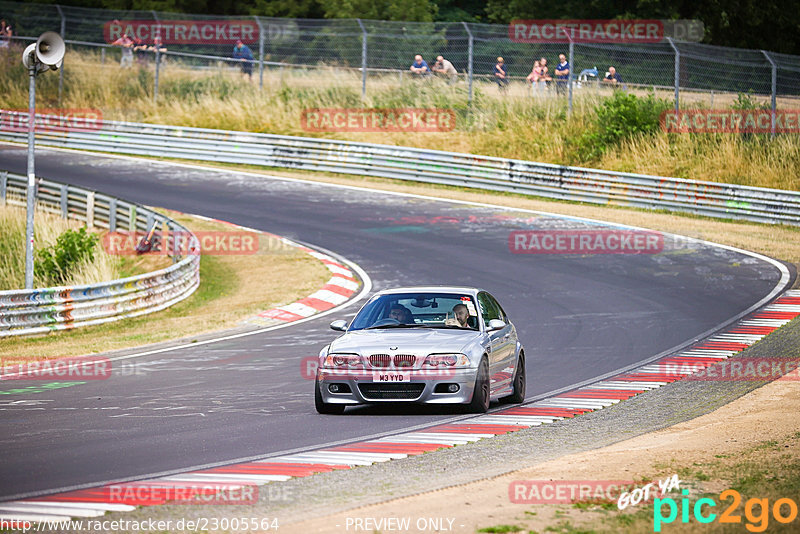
[287,374,800,533]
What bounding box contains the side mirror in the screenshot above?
[487,319,506,331]
[330,319,348,332]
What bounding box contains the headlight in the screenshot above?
[323,353,363,368]
[423,353,470,367]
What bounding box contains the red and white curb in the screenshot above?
[187,214,360,327]
[2,289,797,524]
[248,247,359,326]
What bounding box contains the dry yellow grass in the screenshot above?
[2,50,797,191]
[0,201,126,289]
[0,209,331,361]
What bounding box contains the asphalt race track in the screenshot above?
[0,144,788,501]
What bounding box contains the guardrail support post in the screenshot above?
[129,205,137,232]
[86,191,95,229]
[255,17,265,91]
[161,219,169,259]
[60,185,68,218]
[667,37,680,112]
[356,19,367,100]
[761,50,777,139]
[462,22,473,104]
[171,222,181,262]
[56,5,66,107]
[109,197,117,232]
[100,48,105,65]
[0,171,6,206]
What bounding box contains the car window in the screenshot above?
[477,292,501,324]
[348,293,480,331]
[486,293,507,321]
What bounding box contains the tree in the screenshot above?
[317,0,437,21]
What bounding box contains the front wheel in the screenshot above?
[315,378,345,414]
[466,357,490,413]
[500,352,526,404]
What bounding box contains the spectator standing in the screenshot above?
[111,33,134,68]
[494,56,508,91]
[409,55,430,76]
[232,39,254,80]
[603,66,623,85]
[554,53,570,95]
[432,55,458,84]
[132,35,148,65]
[149,36,167,66]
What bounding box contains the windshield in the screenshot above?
[348,292,480,331]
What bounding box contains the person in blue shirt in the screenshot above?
[554,53,570,95]
[494,56,509,91]
[410,55,430,76]
[603,66,623,86]
[233,40,254,80]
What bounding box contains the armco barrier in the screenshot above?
[0,171,200,337]
[1,113,798,225]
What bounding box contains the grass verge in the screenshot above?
[1,49,798,190]
[503,431,800,534]
[0,201,155,289]
[0,209,331,362]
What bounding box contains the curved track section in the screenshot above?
[0,145,790,501]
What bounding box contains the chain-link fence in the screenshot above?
[2,0,800,119]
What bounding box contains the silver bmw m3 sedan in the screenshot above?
[315,287,526,414]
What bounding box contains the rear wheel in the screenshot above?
[315,377,345,415]
[500,352,526,404]
[466,357,490,413]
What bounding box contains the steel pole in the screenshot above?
[154,48,160,103]
[255,17,265,91]
[761,50,777,138]
[356,19,367,100]
[667,38,679,112]
[25,61,37,289]
[462,22,473,104]
[152,10,160,102]
[56,5,65,107]
[567,38,574,116]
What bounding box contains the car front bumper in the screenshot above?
[317,367,479,405]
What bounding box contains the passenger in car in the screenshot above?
[448,303,471,328]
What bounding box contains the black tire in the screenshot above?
[466,357,490,413]
[315,378,345,415]
[500,352,526,404]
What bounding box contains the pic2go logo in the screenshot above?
[654,489,799,532]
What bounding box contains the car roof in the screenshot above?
[374,286,483,296]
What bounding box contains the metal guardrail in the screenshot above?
[0,113,799,225]
[0,171,200,337]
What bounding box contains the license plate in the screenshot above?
[372,372,410,382]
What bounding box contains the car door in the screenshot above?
[477,292,514,393]
[489,295,518,374]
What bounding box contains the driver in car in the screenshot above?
[388,304,414,324]
[445,303,471,328]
